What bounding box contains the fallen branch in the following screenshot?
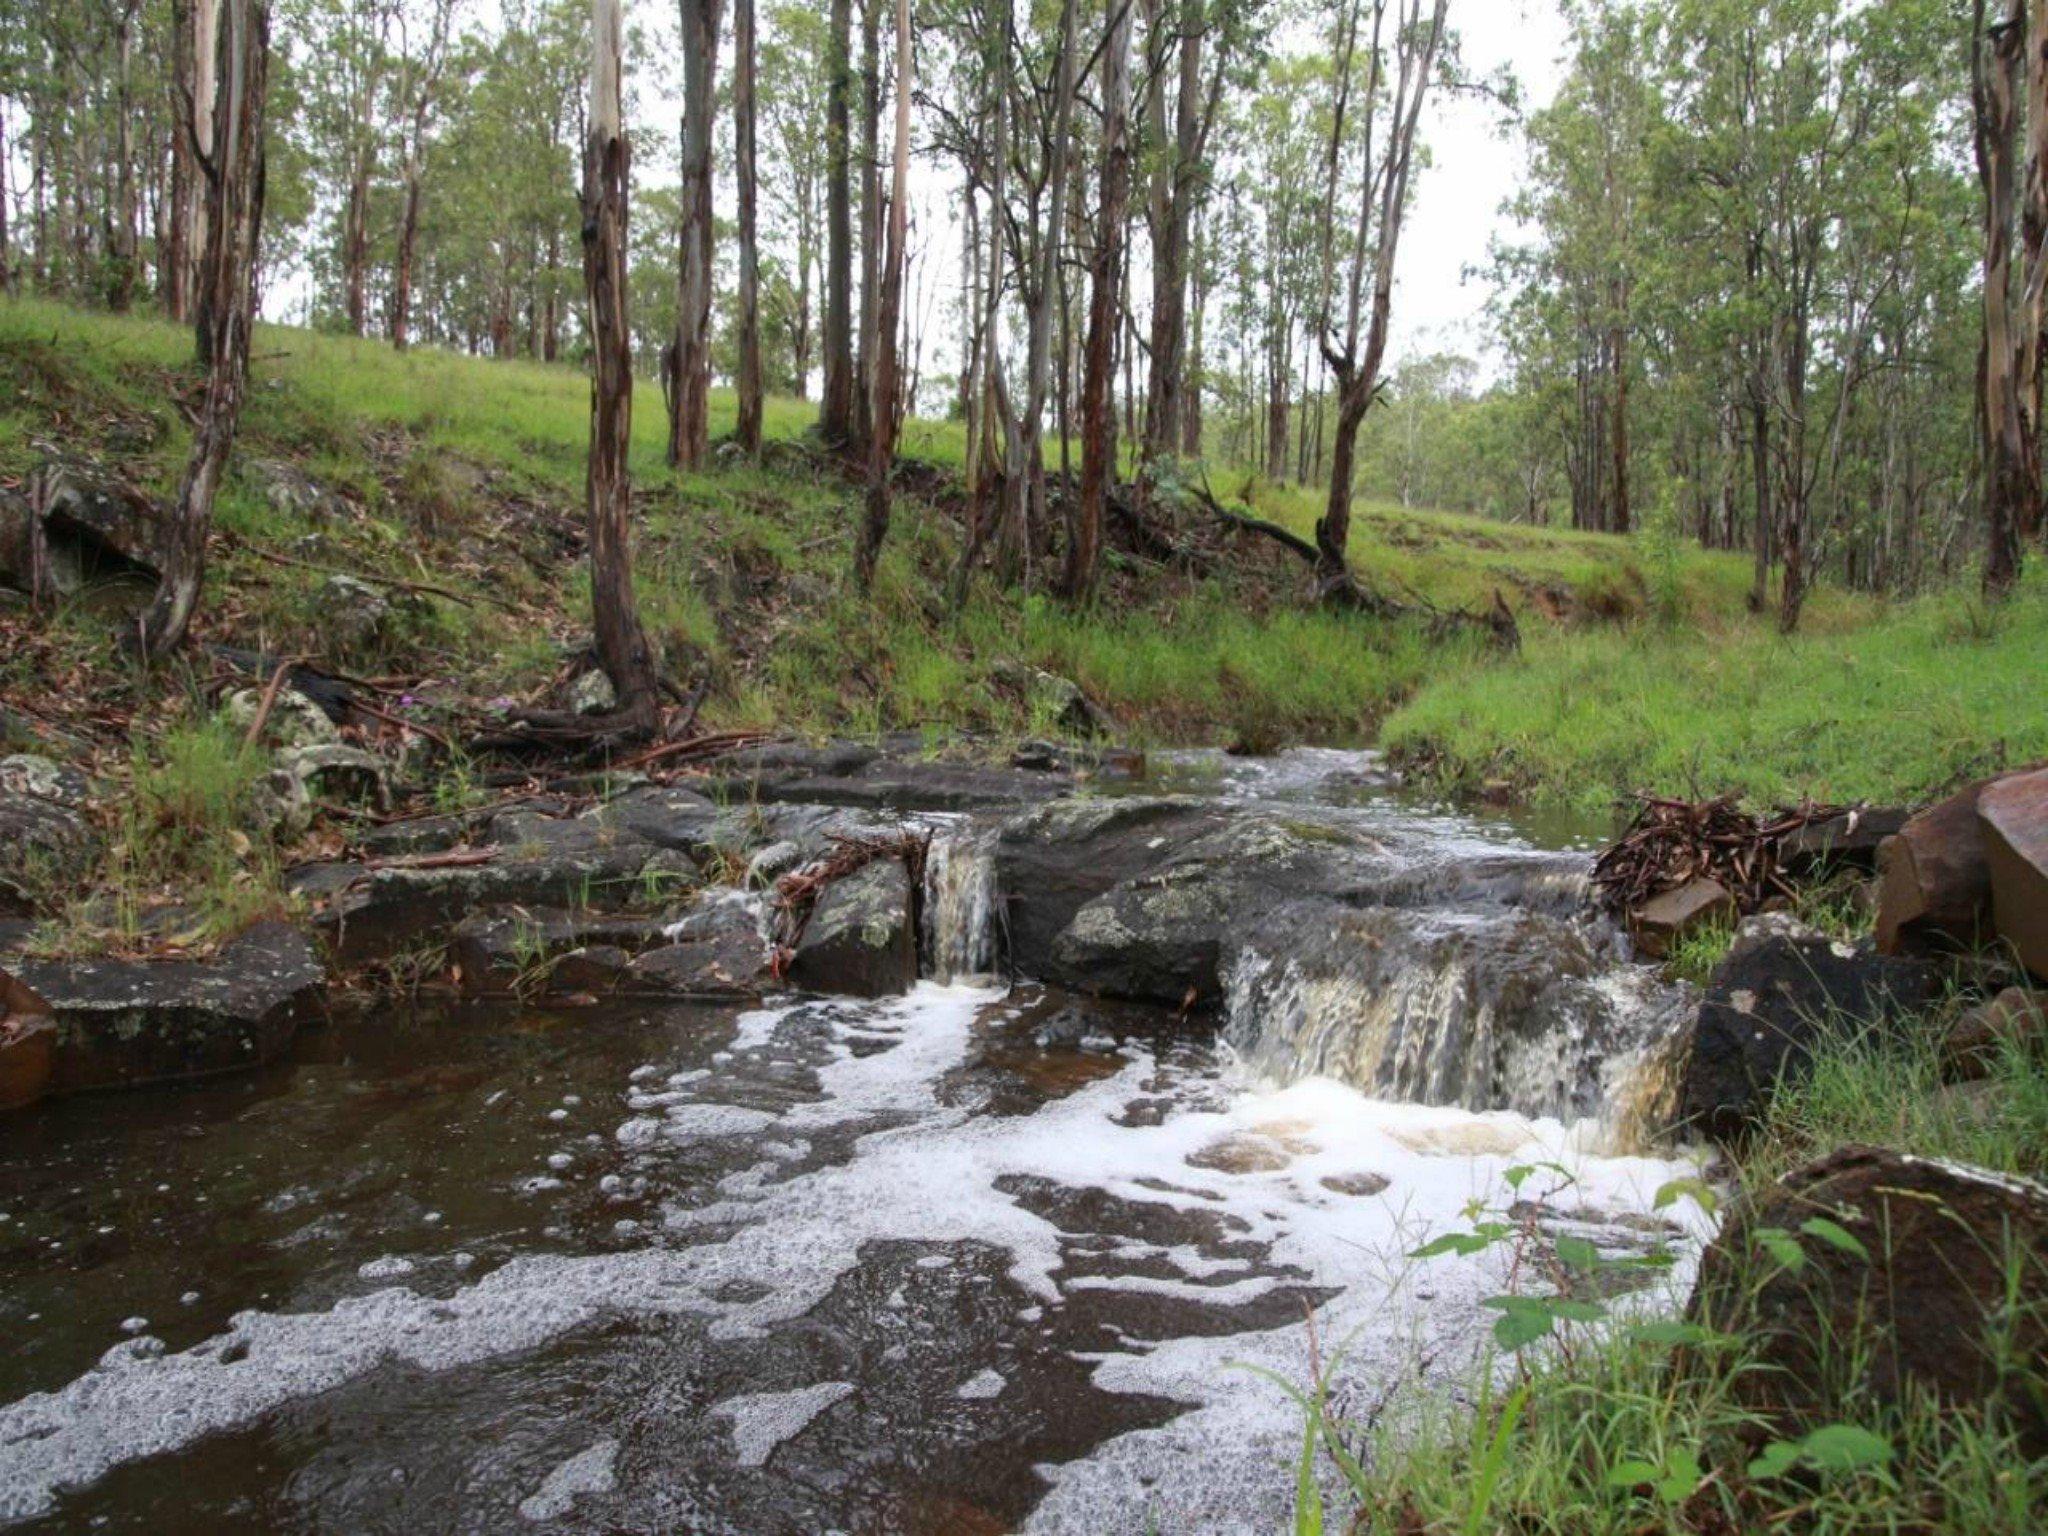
[221,533,520,613]
[769,831,929,976]
[1593,795,1850,917]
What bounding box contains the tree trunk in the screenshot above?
[855,0,911,588]
[580,0,661,729]
[189,0,222,364]
[139,0,269,656]
[1141,0,1202,464]
[1065,0,1131,602]
[390,159,422,348]
[109,2,141,311]
[853,0,881,454]
[1974,0,2031,595]
[734,0,764,453]
[668,0,724,469]
[820,0,855,443]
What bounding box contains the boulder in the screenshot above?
[0,968,55,1111]
[222,685,341,749]
[1024,811,1407,1005]
[319,573,393,652]
[1978,768,2048,981]
[0,458,161,596]
[994,798,1229,981]
[992,660,1114,738]
[7,922,325,1092]
[787,858,916,997]
[568,668,616,717]
[1944,987,2048,1081]
[1629,877,1735,960]
[0,754,98,917]
[1778,805,1910,876]
[625,900,772,1000]
[1876,782,1994,955]
[1678,914,1937,1142]
[1687,1145,2048,1456]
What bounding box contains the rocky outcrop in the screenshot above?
[6,923,325,1093]
[698,738,1076,815]
[990,660,1113,738]
[310,811,697,964]
[1777,805,1909,876]
[788,859,917,998]
[1687,1145,2048,1456]
[626,899,772,1000]
[1979,768,2048,982]
[0,458,161,597]
[448,906,677,996]
[1678,915,1936,1142]
[0,754,98,917]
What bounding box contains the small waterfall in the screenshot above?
[1222,899,1693,1136]
[922,825,999,982]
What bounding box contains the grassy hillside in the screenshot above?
[3,294,2039,816]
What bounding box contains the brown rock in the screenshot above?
[1944,987,2048,1080]
[1686,1144,2048,1456]
[1876,783,1994,955]
[1979,768,2048,981]
[1779,806,1911,876]
[1630,877,1735,959]
[0,968,54,1111]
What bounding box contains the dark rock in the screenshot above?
[1944,987,2048,1081]
[1687,1145,2048,1456]
[702,739,881,781]
[242,458,351,523]
[1038,814,1407,1005]
[1877,782,1995,955]
[313,818,694,964]
[991,660,1114,738]
[449,906,678,996]
[1678,915,1937,1142]
[8,923,325,1093]
[788,859,916,998]
[318,574,394,652]
[994,798,1229,982]
[625,899,771,999]
[1778,806,1910,876]
[0,459,162,596]
[1979,767,2048,981]
[736,762,1070,815]
[261,744,393,835]
[1629,877,1735,959]
[354,798,572,858]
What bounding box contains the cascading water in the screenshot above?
[1222,890,1695,1145]
[922,823,1000,981]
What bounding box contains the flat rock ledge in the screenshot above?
[4,922,325,1095]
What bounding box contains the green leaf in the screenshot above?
[1604,1459,1660,1488]
[1753,1226,1808,1272]
[1489,1297,1558,1351]
[1798,1424,1892,1472]
[1293,1411,1323,1536]
[1629,1320,1729,1349]
[1504,1164,1536,1190]
[1799,1216,1869,1262]
[1653,1177,1718,1217]
[1552,1234,1604,1271]
[1410,1231,1493,1259]
[1747,1440,1802,1481]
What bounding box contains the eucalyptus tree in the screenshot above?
[666,0,724,468]
[140,0,271,655]
[1312,0,1451,596]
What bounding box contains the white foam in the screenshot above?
[517,1437,618,1521]
[955,1368,1006,1400]
[711,1382,855,1468]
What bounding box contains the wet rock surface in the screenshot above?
[1677,914,1936,1143]
[1688,1144,2048,1456]
[788,859,918,998]
[0,754,97,917]
[3,922,325,1093]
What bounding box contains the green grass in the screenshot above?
[4,291,2036,803]
[1384,575,2048,812]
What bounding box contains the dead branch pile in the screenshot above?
[1592,795,1850,916]
[769,831,929,977]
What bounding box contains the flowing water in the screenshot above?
[0,751,1706,1533]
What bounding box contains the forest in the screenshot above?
[1,2,2045,1533]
